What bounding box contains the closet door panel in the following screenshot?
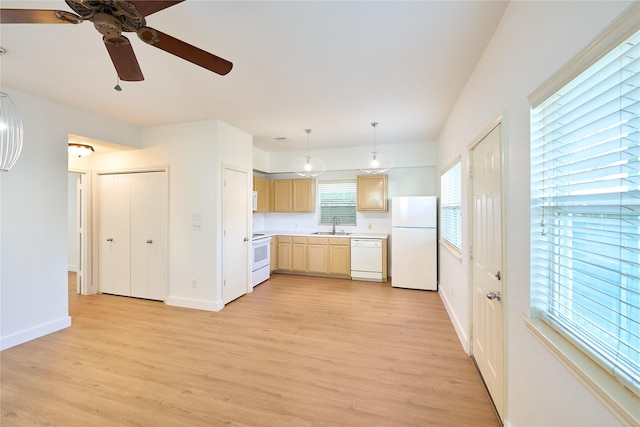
[98,174,131,296]
[130,172,167,300]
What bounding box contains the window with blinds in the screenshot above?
[530,29,640,397]
[318,180,357,226]
[440,159,462,252]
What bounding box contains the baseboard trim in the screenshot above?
[165,296,223,312]
[439,290,469,354]
[0,316,72,351]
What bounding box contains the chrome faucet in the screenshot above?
[332,216,339,234]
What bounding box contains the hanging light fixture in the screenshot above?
[355,122,394,174]
[291,129,326,177]
[68,143,95,157]
[0,92,24,172]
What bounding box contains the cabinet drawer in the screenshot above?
[329,237,350,246]
[308,237,329,245]
[278,236,292,243]
[293,236,307,244]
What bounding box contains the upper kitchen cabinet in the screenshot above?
[357,174,388,212]
[273,178,316,213]
[253,176,271,212]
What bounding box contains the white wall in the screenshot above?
[67,173,79,271]
[436,2,635,426]
[0,88,140,350]
[259,141,434,173]
[88,119,253,311]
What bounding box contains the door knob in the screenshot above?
[487,291,502,301]
[146,240,153,244]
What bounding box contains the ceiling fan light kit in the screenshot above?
[0,92,24,172]
[292,129,326,178]
[68,143,94,157]
[356,122,394,174]
[1,0,233,84]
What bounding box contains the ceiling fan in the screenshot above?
[0,1,233,81]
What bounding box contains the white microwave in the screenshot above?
[252,191,258,211]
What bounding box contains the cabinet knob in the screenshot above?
[146,240,153,244]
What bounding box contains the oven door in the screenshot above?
[252,237,271,286]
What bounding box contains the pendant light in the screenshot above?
[355,122,394,174]
[291,129,326,177]
[68,143,95,157]
[0,92,24,172]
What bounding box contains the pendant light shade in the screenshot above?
[292,129,326,177]
[68,143,95,157]
[356,122,394,174]
[0,92,24,172]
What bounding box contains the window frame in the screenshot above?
[527,5,640,424]
[440,157,463,257]
[317,180,357,226]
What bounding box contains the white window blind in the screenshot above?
[530,29,640,396]
[318,180,356,226]
[441,160,462,251]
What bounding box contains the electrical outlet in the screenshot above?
[368,223,373,230]
[192,279,197,288]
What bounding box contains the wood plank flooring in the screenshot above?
[1,274,499,426]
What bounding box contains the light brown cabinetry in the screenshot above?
[307,237,329,274]
[292,237,308,271]
[273,235,351,278]
[273,179,316,212]
[276,236,292,271]
[328,238,351,276]
[357,174,388,212]
[253,177,271,212]
[270,237,277,273]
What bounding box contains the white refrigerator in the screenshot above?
[391,196,437,290]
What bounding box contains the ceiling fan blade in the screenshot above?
[128,1,185,17]
[0,9,79,24]
[138,28,233,76]
[104,36,144,82]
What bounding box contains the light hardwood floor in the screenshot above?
[1,273,500,426]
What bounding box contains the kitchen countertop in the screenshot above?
[252,231,388,241]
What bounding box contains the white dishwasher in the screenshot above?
[350,239,383,282]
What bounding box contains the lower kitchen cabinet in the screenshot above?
[273,235,351,278]
[328,238,351,276]
[292,237,307,271]
[277,236,293,270]
[307,237,329,274]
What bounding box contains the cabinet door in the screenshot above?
[329,241,351,276]
[292,237,307,271]
[253,177,270,212]
[277,237,292,270]
[130,172,167,300]
[307,237,329,273]
[270,238,277,273]
[274,180,293,212]
[292,179,316,212]
[357,174,388,211]
[98,174,131,296]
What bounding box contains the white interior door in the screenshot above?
[222,167,249,304]
[98,174,131,296]
[471,123,504,420]
[130,172,167,300]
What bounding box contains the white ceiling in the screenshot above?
[0,1,508,153]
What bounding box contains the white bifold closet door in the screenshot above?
[99,171,167,301]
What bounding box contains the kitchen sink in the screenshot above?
[311,231,352,235]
